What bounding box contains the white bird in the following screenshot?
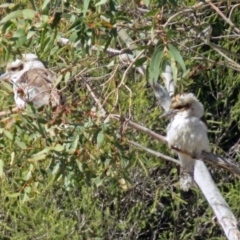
[161,93,210,191]
[0,53,60,109]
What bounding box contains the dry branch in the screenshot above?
[206,0,240,34]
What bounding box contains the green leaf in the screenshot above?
[0,159,3,178]
[15,35,27,47]
[170,59,178,81]
[3,130,13,140]
[83,0,91,17]
[93,176,104,187]
[95,0,108,7]
[27,30,36,40]
[144,9,158,18]
[0,3,15,8]
[31,148,50,159]
[22,9,37,19]
[0,10,22,23]
[1,80,13,91]
[53,144,65,152]
[28,153,47,162]
[6,193,20,198]
[69,31,78,43]
[148,41,164,85]
[42,0,51,10]
[135,57,147,67]
[0,9,37,23]
[76,160,83,172]
[54,74,63,88]
[168,44,187,73]
[64,71,71,83]
[13,28,25,38]
[143,0,150,7]
[97,131,104,147]
[14,139,27,150]
[69,134,79,152]
[22,170,32,181]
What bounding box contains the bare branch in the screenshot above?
[128,140,180,165]
[162,2,206,28]
[206,0,240,34]
[110,114,168,144]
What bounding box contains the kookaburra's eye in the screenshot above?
[11,64,24,72]
[174,105,184,110]
[10,67,18,71]
[172,103,190,110]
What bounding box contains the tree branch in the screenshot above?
[128,140,180,164]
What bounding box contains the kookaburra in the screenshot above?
[0,53,60,109]
[161,93,210,191]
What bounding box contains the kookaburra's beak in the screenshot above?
[160,109,179,118]
[0,72,9,81]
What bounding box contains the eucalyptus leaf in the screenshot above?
[14,139,27,149]
[53,144,65,152]
[0,9,37,23]
[0,159,3,178]
[168,44,187,73]
[0,4,15,8]
[3,130,13,140]
[83,0,90,17]
[0,10,22,23]
[97,131,104,147]
[42,0,51,10]
[95,0,108,7]
[148,41,164,85]
[22,9,37,19]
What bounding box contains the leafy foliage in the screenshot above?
[0,0,239,239]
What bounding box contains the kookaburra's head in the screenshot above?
[0,53,45,83]
[161,93,204,119]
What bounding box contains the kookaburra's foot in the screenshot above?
[179,171,195,191]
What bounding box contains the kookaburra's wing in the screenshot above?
[16,68,60,108]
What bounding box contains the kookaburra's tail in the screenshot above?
[178,153,196,191]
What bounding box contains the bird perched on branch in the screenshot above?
[0,53,60,109]
[161,93,210,191]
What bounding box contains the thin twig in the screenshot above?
[81,75,106,116]
[206,0,240,34]
[110,114,168,144]
[129,140,180,165]
[163,2,206,27]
